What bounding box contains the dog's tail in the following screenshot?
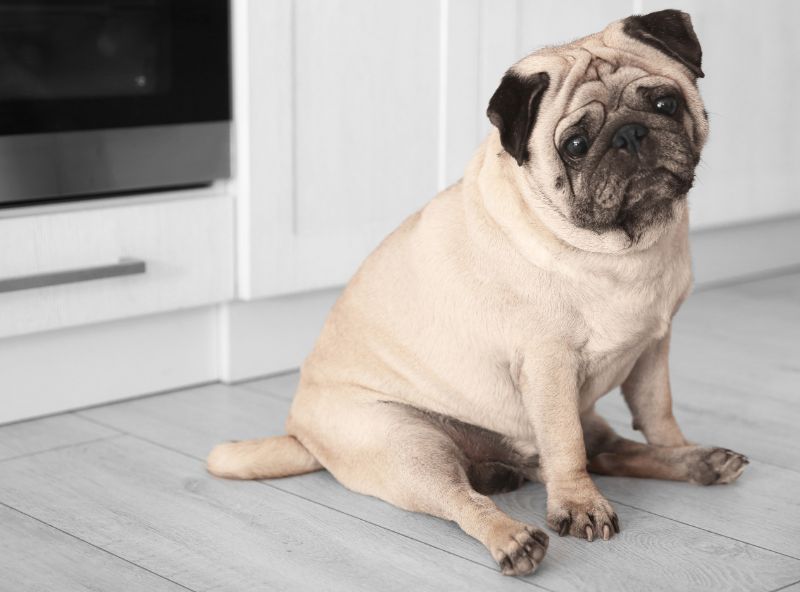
[206,435,322,480]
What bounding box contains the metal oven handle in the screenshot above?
[0,258,146,294]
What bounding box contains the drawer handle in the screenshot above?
[0,258,146,294]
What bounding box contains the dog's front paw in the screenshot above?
[546,482,619,541]
[487,520,549,576]
[687,447,749,485]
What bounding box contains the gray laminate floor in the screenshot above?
[2,272,800,592]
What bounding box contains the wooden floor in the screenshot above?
[2,272,800,592]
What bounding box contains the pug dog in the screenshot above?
[208,10,748,577]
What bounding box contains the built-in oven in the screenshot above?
[0,0,230,207]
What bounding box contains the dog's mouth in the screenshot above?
[571,167,694,241]
[618,168,694,214]
[615,168,693,241]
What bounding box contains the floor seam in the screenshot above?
[0,381,220,429]
[236,381,293,402]
[770,578,800,592]
[0,500,197,592]
[607,497,800,562]
[0,434,124,465]
[73,411,131,431]
[232,368,300,387]
[694,263,800,293]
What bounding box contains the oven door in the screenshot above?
[0,0,230,206]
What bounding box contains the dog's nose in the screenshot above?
[611,123,648,154]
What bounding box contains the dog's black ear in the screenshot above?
[487,71,550,166]
[623,9,704,78]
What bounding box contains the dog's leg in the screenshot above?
[289,397,548,576]
[583,411,748,485]
[517,351,619,541]
[621,329,689,447]
[616,329,749,483]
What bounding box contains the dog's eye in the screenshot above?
[654,95,678,116]
[564,135,589,157]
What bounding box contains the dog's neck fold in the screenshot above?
[465,132,689,284]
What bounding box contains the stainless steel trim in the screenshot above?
[0,258,146,293]
[0,121,230,206]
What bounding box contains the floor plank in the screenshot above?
[79,384,292,461]
[595,460,800,558]
[671,277,800,406]
[0,503,187,592]
[594,393,800,557]
[78,384,800,591]
[730,272,800,307]
[0,413,118,462]
[0,436,537,592]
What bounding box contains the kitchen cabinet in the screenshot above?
[0,190,234,338]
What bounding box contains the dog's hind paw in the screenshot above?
[688,447,749,485]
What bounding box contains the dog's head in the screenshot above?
[487,10,708,252]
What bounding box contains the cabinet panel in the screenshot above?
[294,1,439,236]
[237,0,442,297]
[0,192,234,338]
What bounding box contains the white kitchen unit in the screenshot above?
[0,189,234,423]
[2,1,800,422]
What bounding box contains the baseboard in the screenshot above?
[219,287,340,383]
[0,306,220,424]
[690,214,800,288]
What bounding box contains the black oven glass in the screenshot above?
[0,0,230,135]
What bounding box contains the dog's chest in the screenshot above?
[574,270,685,404]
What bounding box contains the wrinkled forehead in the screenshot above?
[565,56,650,112]
[552,48,688,140]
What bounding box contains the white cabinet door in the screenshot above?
[235,0,443,297]
[641,0,800,228]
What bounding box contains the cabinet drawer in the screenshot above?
[0,193,234,338]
